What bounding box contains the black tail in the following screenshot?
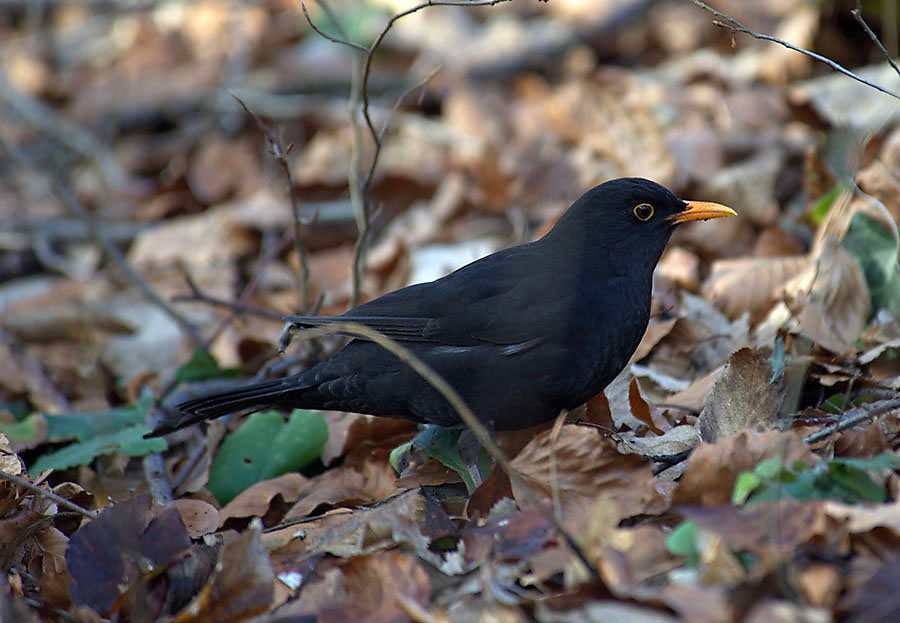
[146,378,293,437]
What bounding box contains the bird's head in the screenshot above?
[546,177,736,274]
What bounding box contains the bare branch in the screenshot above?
[227,90,314,313]
[851,0,900,81]
[175,272,286,321]
[803,397,900,445]
[303,0,512,308]
[300,3,368,54]
[693,0,900,101]
[0,470,97,520]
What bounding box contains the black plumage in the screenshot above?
[151,177,734,435]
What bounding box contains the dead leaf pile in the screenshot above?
[2,1,900,621]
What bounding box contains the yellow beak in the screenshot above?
[667,200,737,224]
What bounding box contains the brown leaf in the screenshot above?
[172,499,219,538]
[698,347,786,443]
[743,599,831,623]
[466,467,513,519]
[318,550,431,623]
[780,239,870,354]
[703,255,807,323]
[678,500,827,573]
[841,557,900,622]
[663,366,721,414]
[217,472,309,525]
[510,427,666,524]
[32,526,71,609]
[793,563,842,608]
[658,246,701,292]
[673,430,818,506]
[284,447,401,521]
[66,495,192,616]
[176,523,274,623]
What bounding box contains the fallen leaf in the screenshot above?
[698,347,786,443]
[511,426,666,524]
[318,550,431,623]
[673,430,818,506]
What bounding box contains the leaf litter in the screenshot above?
[2,1,900,621]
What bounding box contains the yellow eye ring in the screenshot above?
[633,203,654,221]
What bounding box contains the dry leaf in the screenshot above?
[698,347,786,443]
[673,430,818,506]
[703,255,807,323]
[318,550,431,623]
[176,523,274,623]
[781,239,870,353]
[510,427,666,524]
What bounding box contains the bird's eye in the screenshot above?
[633,203,654,221]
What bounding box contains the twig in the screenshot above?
[348,50,368,308]
[301,3,367,53]
[692,0,900,101]
[0,470,97,520]
[302,0,512,308]
[0,132,206,346]
[227,90,315,313]
[175,272,286,321]
[851,0,900,80]
[278,318,601,580]
[803,397,900,445]
[649,448,694,476]
[143,443,173,504]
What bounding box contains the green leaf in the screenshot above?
[736,453,898,507]
[29,426,165,475]
[755,457,783,480]
[732,471,761,506]
[176,349,242,383]
[207,409,328,505]
[820,393,849,415]
[41,392,155,442]
[666,521,700,566]
[810,186,845,226]
[825,462,885,503]
[0,413,46,445]
[410,427,491,494]
[22,391,162,475]
[842,211,900,318]
[389,441,412,473]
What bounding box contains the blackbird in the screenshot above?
[152,177,734,435]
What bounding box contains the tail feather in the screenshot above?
[147,378,294,437]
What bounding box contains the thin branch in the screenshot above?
[851,0,900,80]
[358,0,512,188]
[175,272,286,321]
[692,0,900,101]
[300,3,368,54]
[0,132,206,346]
[803,397,900,445]
[368,65,443,189]
[302,0,512,308]
[348,52,368,308]
[227,89,315,313]
[0,470,97,520]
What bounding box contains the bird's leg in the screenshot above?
[458,427,492,488]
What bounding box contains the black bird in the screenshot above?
[152,178,734,435]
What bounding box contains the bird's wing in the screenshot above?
[286,242,573,349]
[282,313,432,341]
